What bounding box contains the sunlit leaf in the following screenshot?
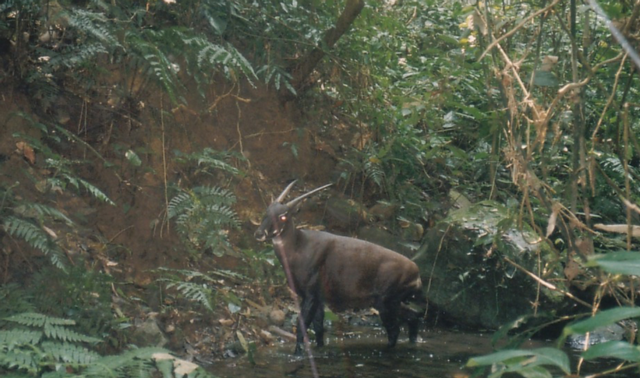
[561,307,640,344]
[582,341,640,362]
[125,149,141,167]
[586,251,640,276]
[467,347,570,374]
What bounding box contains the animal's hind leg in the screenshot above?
[403,289,426,343]
[401,304,420,343]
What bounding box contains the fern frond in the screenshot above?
[176,147,244,177]
[48,42,109,70]
[40,341,100,364]
[194,39,257,84]
[125,29,184,104]
[62,174,114,205]
[167,192,194,219]
[166,282,213,311]
[0,330,42,347]
[364,159,385,189]
[202,205,239,228]
[81,347,168,377]
[0,349,38,374]
[64,8,119,47]
[13,203,73,225]
[76,177,114,205]
[2,217,66,270]
[5,312,75,328]
[196,154,242,176]
[193,186,236,206]
[43,323,101,344]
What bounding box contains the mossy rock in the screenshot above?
[417,200,568,330]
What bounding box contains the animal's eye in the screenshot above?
[280,215,287,222]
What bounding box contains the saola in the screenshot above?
[254,181,424,354]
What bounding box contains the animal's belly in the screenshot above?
[325,293,375,312]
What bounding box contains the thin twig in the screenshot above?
[503,257,592,309]
[478,0,562,61]
[424,224,451,321]
[161,94,170,236]
[591,53,628,141]
[108,225,135,244]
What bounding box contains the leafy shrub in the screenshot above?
[0,312,216,377]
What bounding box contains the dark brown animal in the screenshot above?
[254,181,424,354]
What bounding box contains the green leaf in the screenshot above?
[466,347,570,374]
[561,307,640,344]
[582,341,640,362]
[125,149,142,167]
[532,71,558,87]
[586,251,640,275]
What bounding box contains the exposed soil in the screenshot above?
[0,77,365,359]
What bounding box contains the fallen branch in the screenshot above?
[268,325,296,341]
[593,223,640,238]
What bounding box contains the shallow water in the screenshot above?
[211,326,533,378]
[210,325,639,378]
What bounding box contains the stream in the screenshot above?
[209,325,638,378]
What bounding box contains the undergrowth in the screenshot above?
[0,312,216,378]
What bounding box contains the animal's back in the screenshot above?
[302,230,422,311]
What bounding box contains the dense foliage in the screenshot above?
[2,0,640,376]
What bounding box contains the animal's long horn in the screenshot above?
[285,183,333,208]
[275,180,298,203]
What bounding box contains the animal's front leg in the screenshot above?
[312,302,325,347]
[294,295,319,355]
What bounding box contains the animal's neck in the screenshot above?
[273,227,297,252]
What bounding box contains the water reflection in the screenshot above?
[210,326,638,378]
[213,328,511,378]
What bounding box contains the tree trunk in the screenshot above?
[280,0,365,101]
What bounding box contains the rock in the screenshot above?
[269,308,285,326]
[415,199,569,330]
[566,324,625,349]
[368,201,398,222]
[130,317,168,347]
[399,217,424,241]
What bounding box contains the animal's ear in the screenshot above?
[290,202,303,214]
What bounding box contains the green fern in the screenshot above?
[0,329,42,346]
[155,268,247,312]
[2,216,66,270]
[166,281,214,311]
[64,8,119,47]
[12,203,73,225]
[0,313,216,377]
[40,341,100,365]
[168,186,239,254]
[5,313,76,328]
[175,148,244,177]
[124,29,185,104]
[257,64,297,95]
[0,313,100,375]
[60,174,114,205]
